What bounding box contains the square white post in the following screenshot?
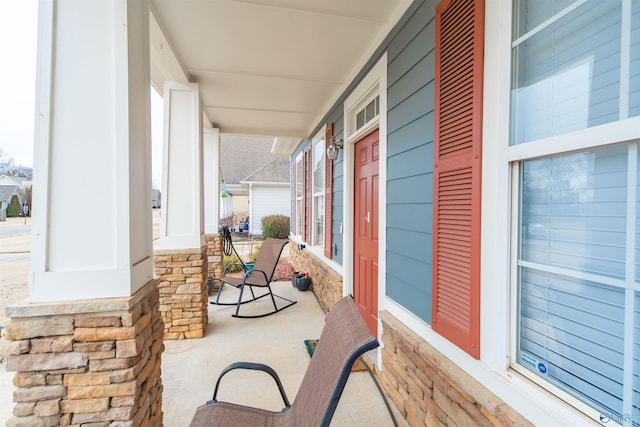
[30,0,153,302]
[157,81,205,250]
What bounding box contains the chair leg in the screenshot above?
[234,284,246,317]
[215,281,225,304]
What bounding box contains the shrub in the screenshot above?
[260,215,290,239]
[6,195,21,218]
[223,253,244,273]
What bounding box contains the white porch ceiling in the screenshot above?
[149,0,412,152]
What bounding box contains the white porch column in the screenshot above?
[157,81,204,249]
[203,127,221,234]
[30,0,153,302]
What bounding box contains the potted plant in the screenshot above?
[294,272,311,291]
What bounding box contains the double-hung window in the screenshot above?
[511,0,640,423]
[312,132,325,247]
[295,154,303,236]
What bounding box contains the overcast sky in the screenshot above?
[0,0,37,168]
[0,1,164,188]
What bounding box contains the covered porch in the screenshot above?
[0,0,412,425]
[0,215,400,426]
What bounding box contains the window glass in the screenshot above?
[521,146,627,279]
[511,0,639,145]
[631,0,640,117]
[512,1,640,422]
[313,140,324,193]
[312,139,325,246]
[354,96,380,133]
[295,157,303,235]
[518,144,639,422]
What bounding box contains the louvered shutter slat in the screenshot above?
[432,0,484,359]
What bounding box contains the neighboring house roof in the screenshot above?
[0,175,30,187]
[241,156,289,184]
[219,135,277,185]
[0,185,18,203]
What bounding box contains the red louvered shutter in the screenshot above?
[324,124,334,259]
[432,0,484,359]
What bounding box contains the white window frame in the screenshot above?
[311,127,326,247]
[482,0,640,424]
[294,152,303,237]
[469,1,640,426]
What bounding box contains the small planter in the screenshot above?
[292,271,304,287]
[245,262,255,272]
[295,275,311,291]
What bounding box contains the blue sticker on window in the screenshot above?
[521,353,548,376]
[537,362,547,375]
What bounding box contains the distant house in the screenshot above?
[0,175,31,221]
[240,156,290,235]
[219,135,290,232]
[0,185,17,221]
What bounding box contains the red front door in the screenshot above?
[353,129,379,336]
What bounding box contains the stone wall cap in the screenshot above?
[5,279,160,318]
[153,246,206,256]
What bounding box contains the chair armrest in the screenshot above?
[209,362,291,409]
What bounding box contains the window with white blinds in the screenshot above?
[295,155,303,236]
[312,136,325,247]
[518,144,637,421]
[511,0,640,146]
[511,0,640,423]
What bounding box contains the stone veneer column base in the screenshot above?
[377,311,533,427]
[204,234,223,292]
[153,246,208,339]
[289,242,342,312]
[2,279,164,427]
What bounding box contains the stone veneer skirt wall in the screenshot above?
[2,280,164,427]
[154,246,208,339]
[378,312,533,427]
[204,234,223,291]
[289,243,342,312]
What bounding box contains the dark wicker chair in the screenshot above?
[190,295,380,427]
[210,238,296,318]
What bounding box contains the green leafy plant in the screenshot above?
[223,243,261,273]
[6,195,21,218]
[223,253,244,273]
[260,215,290,239]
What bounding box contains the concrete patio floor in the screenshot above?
[162,282,400,426]
[0,214,401,426]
